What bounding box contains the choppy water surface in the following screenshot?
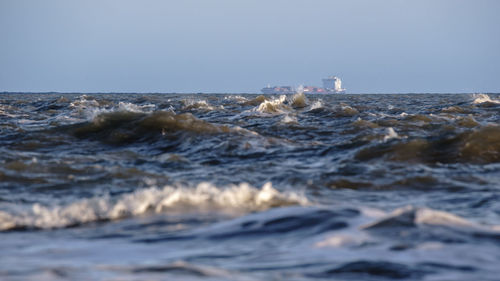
[1,93,499,280]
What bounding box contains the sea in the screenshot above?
[0,92,499,281]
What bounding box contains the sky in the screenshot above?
[1,0,499,93]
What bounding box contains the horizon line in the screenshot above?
[1,91,498,95]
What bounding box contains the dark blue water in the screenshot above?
[1,93,499,280]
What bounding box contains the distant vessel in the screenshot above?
[262,76,346,94]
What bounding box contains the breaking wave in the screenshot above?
[290,92,308,108]
[250,93,311,115]
[254,95,291,114]
[0,182,308,231]
[383,127,400,142]
[472,93,500,105]
[181,99,219,111]
[309,100,324,110]
[69,95,157,121]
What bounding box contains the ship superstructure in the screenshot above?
[322,76,345,93]
[262,76,346,94]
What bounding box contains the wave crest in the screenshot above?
[356,125,500,164]
[255,95,290,114]
[290,92,308,108]
[0,182,308,230]
[72,110,230,144]
[472,94,500,105]
[362,206,475,229]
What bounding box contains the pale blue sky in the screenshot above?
[1,0,499,93]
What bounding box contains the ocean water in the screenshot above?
[0,92,499,280]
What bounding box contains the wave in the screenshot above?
[181,99,220,111]
[404,114,433,123]
[244,93,360,118]
[290,92,308,108]
[69,110,231,144]
[309,100,324,110]
[362,206,476,229]
[0,182,308,231]
[456,116,480,128]
[337,104,359,117]
[360,206,500,242]
[472,93,500,105]
[249,93,313,115]
[0,104,22,118]
[223,95,248,103]
[69,95,157,121]
[441,105,471,114]
[351,118,379,129]
[242,95,267,106]
[312,205,500,252]
[254,95,291,114]
[356,125,500,164]
[383,127,400,142]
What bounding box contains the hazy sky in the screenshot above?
[1,0,499,93]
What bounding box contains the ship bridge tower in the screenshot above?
[322,76,345,93]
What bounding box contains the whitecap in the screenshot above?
[0,182,308,230]
[254,95,290,114]
[472,93,500,104]
[116,102,156,113]
[224,95,248,103]
[309,100,324,110]
[290,92,308,108]
[383,127,399,142]
[182,99,219,111]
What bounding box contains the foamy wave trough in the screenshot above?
[0,182,308,230]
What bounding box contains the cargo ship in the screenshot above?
[261,76,346,94]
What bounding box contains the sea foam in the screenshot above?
[254,95,290,114]
[0,182,308,230]
[472,93,500,104]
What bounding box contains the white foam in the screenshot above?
[472,93,500,104]
[0,182,308,230]
[254,95,290,115]
[224,95,248,103]
[182,99,218,111]
[383,127,399,141]
[68,96,101,120]
[309,100,324,110]
[116,102,156,113]
[69,96,157,121]
[290,92,308,108]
